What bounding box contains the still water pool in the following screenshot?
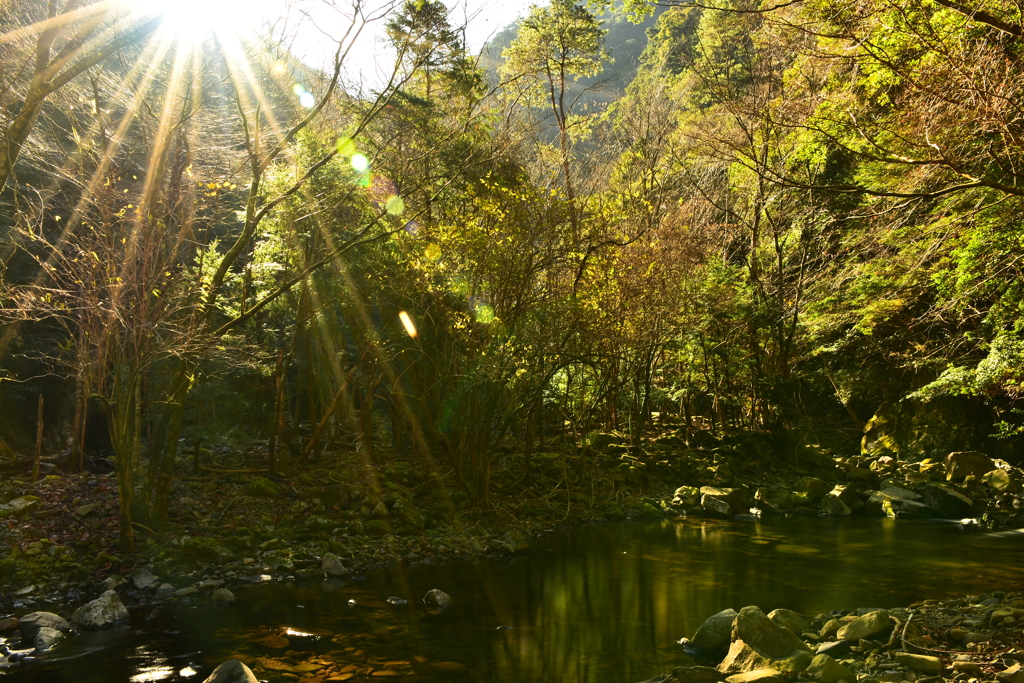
[6,517,1024,682]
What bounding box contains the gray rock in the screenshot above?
[155,583,175,592]
[767,609,812,635]
[132,568,158,590]
[922,483,973,517]
[423,588,452,614]
[725,670,783,683]
[996,663,1024,683]
[836,610,890,641]
[815,641,851,659]
[72,590,129,629]
[197,579,225,590]
[806,654,854,683]
[211,588,236,603]
[692,608,738,652]
[879,484,921,501]
[76,503,99,517]
[33,626,64,651]
[719,606,812,674]
[18,611,69,640]
[175,587,199,597]
[0,495,40,519]
[203,659,259,683]
[322,552,350,577]
[945,451,995,482]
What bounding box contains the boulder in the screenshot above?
[423,588,452,614]
[945,452,995,482]
[673,486,701,508]
[72,590,129,629]
[896,653,943,674]
[132,568,158,590]
[322,552,350,577]
[795,478,831,503]
[700,488,752,517]
[996,663,1024,683]
[879,484,921,501]
[33,626,64,651]
[0,495,40,519]
[754,488,792,514]
[719,606,812,674]
[19,611,69,640]
[981,469,1019,493]
[836,610,890,641]
[806,654,854,683]
[922,483,973,517]
[691,608,738,652]
[768,609,812,635]
[821,485,862,516]
[203,659,260,683]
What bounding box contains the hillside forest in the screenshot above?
[1,0,1023,552]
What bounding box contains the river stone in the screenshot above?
[19,611,69,639]
[996,663,1024,683]
[132,568,158,590]
[33,626,64,651]
[72,590,129,629]
[806,654,854,683]
[692,608,739,652]
[896,653,943,674]
[423,588,452,614]
[945,452,995,481]
[754,488,792,514]
[211,588,236,603]
[673,486,701,508]
[981,469,1018,493]
[0,495,40,518]
[768,609,812,635]
[322,552,350,577]
[0,617,18,633]
[815,641,852,659]
[836,610,890,641]
[922,483,973,517]
[719,606,812,674]
[725,669,783,683]
[700,488,752,518]
[203,659,259,683]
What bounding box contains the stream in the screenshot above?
[3,517,1023,682]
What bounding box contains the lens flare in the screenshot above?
[351,154,369,172]
[398,311,418,338]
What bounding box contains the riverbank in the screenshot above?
[641,592,1024,683]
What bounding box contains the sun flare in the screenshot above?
[131,0,280,42]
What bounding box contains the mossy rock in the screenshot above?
[0,557,17,582]
[248,477,283,498]
[181,537,232,564]
[638,502,664,518]
[307,516,335,531]
[364,519,393,536]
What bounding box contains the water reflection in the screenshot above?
[7,518,1023,683]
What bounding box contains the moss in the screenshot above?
[364,519,393,536]
[248,476,283,498]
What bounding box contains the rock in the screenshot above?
[132,568,158,590]
[945,452,995,482]
[156,583,174,592]
[815,641,851,659]
[795,477,831,502]
[211,588,236,603]
[990,608,1024,626]
[822,485,862,516]
[33,626,64,651]
[806,654,854,683]
[673,486,701,508]
[692,608,739,652]
[322,552,350,577]
[836,610,891,641]
[181,537,232,564]
[175,587,199,597]
[72,590,129,629]
[952,662,982,674]
[895,653,943,674]
[996,663,1024,683]
[922,483,973,517]
[19,612,69,639]
[203,659,260,683]
[198,579,225,590]
[755,488,792,513]
[870,456,897,474]
[247,476,283,498]
[423,588,452,614]
[819,620,843,639]
[0,617,18,633]
[671,666,728,683]
[719,606,812,674]
[0,495,40,518]
[725,669,783,683]
[879,484,921,501]
[700,488,752,517]
[846,467,877,485]
[982,469,1019,493]
[767,609,812,635]
[76,503,99,517]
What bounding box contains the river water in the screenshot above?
[4,517,1023,682]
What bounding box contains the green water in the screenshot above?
[4,517,1023,682]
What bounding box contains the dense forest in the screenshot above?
[1,0,1023,553]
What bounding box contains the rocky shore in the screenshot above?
[641,592,1024,683]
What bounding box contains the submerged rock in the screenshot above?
[423,588,452,614]
[203,659,259,683]
[72,590,129,629]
